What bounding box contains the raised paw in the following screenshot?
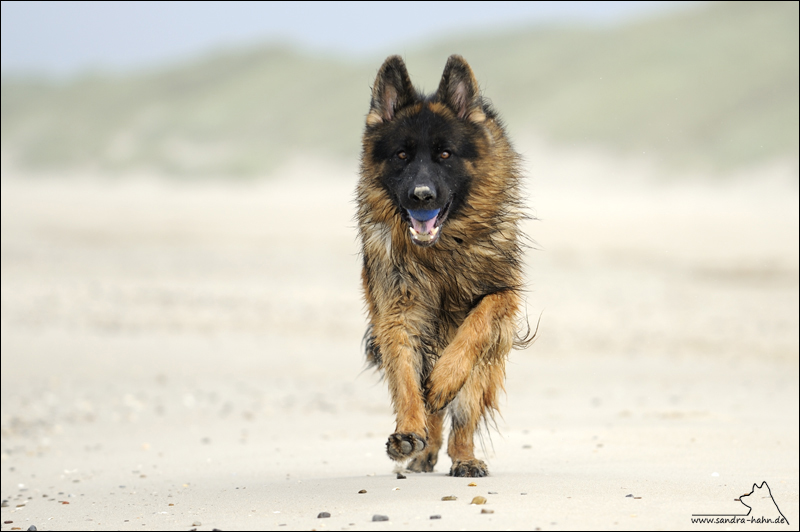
[406,448,439,473]
[449,459,489,477]
[424,356,471,412]
[424,382,458,413]
[386,432,426,461]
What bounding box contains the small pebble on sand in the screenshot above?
[372,514,389,522]
[318,512,331,518]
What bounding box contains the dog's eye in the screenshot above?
[440,151,451,160]
[397,150,407,160]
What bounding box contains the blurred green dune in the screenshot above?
[1,1,797,177]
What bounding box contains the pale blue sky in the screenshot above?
[1,1,691,76]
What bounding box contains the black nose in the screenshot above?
[411,185,436,202]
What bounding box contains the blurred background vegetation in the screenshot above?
[1,1,797,178]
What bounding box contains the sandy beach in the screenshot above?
[1,151,798,530]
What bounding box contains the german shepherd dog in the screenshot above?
[356,55,529,477]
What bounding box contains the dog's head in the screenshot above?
[362,55,490,247]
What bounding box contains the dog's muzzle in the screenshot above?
[405,201,451,247]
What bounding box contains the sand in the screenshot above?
[1,154,798,530]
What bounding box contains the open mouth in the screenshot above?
[403,200,452,247]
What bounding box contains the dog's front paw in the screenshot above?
[424,383,457,413]
[386,432,426,461]
[424,347,474,412]
[424,366,468,412]
[449,459,488,477]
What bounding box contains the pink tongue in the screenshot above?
[410,216,437,235]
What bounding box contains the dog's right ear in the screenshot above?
[367,56,417,126]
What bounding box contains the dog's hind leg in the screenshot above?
[446,361,504,477]
[406,410,444,472]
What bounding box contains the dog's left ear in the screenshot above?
[435,55,485,123]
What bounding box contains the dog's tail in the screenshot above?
[513,308,542,350]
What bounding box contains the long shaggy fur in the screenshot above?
[356,54,529,477]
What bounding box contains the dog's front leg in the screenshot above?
[425,290,519,412]
[374,306,429,461]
